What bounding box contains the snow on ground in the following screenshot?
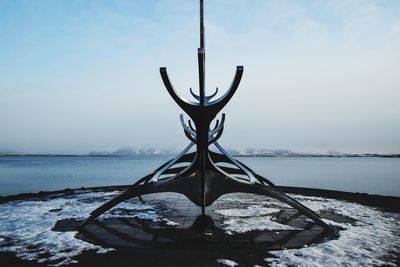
[0,191,174,266]
[0,191,398,266]
[215,205,280,217]
[221,216,300,234]
[215,205,299,233]
[216,258,239,266]
[265,195,400,267]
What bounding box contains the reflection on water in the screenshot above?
[0,156,399,196]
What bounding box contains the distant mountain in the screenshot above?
[86,147,177,157]
[1,147,399,158]
[228,148,400,158]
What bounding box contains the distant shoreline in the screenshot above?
[234,154,400,158]
[0,154,117,157]
[1,153,399,158]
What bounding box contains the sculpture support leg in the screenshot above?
[79,187,142,229]
[79,180,175,229]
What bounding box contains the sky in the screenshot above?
[0,0,399,154]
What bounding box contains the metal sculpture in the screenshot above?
[79,0,332,231]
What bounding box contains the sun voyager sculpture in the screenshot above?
[79,0,332,232]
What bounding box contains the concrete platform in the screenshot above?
[54,193,345,251]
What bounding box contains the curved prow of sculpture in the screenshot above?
[208,66,243,114]
[180,114,196,137]
[180,114,197,143]
[161,66,242,120]
[208,113,225,137]
[160,67,197,114]
[190,87,219,103]
[208,126,224,145]
[189,88,200,101]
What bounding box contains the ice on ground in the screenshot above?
[264,194,400,267]
[215,205,298,233]
[221,216,300,233]
[222,197,290,208]
[217,258,239,266]
[0,191,176,266]
[0,191,398,266]
[215,205,280,217]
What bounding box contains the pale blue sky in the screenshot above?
[1,0,400,154]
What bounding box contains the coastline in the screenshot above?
[2,153,400,158]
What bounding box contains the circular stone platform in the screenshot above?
[66,193,341,251]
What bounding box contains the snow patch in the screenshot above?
[217,258,239,266]
[222,217,299,233]
[215,205,280,217]
[215,205,298,233]
[162,218,180,226]
[0,191,175,266]
[222,197,290,208]
[265,194,400,267]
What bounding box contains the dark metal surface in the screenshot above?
[80,0,332,232]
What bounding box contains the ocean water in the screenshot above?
[0,156,399,197]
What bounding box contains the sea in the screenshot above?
[0,156,399,197]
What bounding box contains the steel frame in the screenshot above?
[79,0,332,231]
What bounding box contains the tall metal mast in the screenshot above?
[200,0,205,49]
[197,0,206,214]
[198,0,205,106]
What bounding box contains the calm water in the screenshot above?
[0,156,399,197]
